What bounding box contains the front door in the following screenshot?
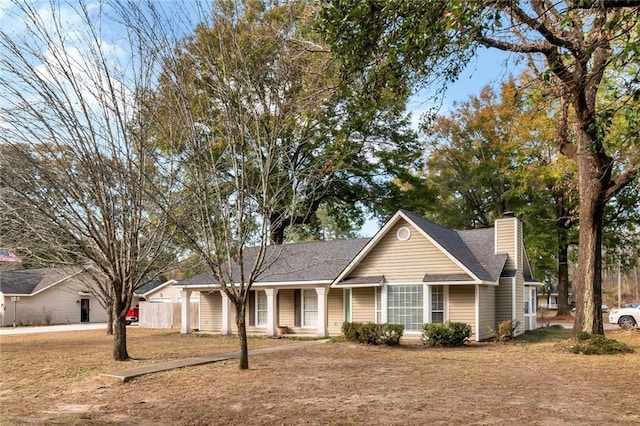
[80,299,90,323]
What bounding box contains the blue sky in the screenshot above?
[360,47,521,237]
[0,0,521,238]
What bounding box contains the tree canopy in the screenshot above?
[321,0,640,333]
[151,0,422,245]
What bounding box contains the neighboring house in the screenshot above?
[176,210,542,341]
[133,279,194,305]
[537,292,575,310]
[135,279,200,330]
[0,268,108,326]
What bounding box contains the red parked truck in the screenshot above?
[125,305,139,325]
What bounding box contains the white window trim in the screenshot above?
[344,288,352,322]
[302,289,318,328]
[430,285,445,323]
[381,284,388,323]
[255,290,267,327]
[385,283,424,334]
[375,287,382,324]
[379,284,450,333]
[444,286,450,322]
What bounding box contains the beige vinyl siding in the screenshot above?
[146,285,193,302]
[351,287,375,322]
[1,284,108,326]
[277,289,295,328]
[327,288,344,336]
[495,218,517,269]
[284,327,318,336]
[349,220,466,283]
[495,277,513,323]
[199,292,221,332]
[515,274,525,335]
[448,285,476,336]
[477,285,496,340]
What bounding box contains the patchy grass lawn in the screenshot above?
[1,327,639,425]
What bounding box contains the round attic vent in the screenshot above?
[397,227,411,241]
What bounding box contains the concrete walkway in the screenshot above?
[101,339,329,382]
[0,323,107,335]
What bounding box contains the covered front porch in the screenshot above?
[179,286,345,338]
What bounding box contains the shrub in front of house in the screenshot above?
[490,319,521,343]
[341,322,404,345]
[378,323,404,345]
[571,332,634,355]
[342,321,362,342]
[422,322,472,347]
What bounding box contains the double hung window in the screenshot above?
[387,285,423,332]
[303,290,317,327]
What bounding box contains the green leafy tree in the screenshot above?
[152,0,421,245]
[321,0,640,334]
[408,78,578,315]
[146,0,420,369]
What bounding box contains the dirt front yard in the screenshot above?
[1,327,639,425]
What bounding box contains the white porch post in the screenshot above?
[315,287,328,337]
[265,288,278,337]
[221,291,232,335]
[180,289,192,334]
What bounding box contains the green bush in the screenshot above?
[342,321,360,342]
[571,333,635,355]
[378,323,404,345]
[341,322,404,345]
[422,322,472,347]
[359,322,378,344]
[576,331,591,341]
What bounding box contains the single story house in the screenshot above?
[537,292,575,310]
[176,210,542,341]
[134,279,200,330]
[0,268,108,326]
[133,279,193,305]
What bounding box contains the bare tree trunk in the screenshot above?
[573,138,606,334]
[554,192,574,316]
[106,303,114,336]
[113,309,129,361]
[235,303,249,370]
[556,233,571,316]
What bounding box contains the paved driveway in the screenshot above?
[0,323,107,336]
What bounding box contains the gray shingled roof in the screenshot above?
[422,273,475,282]
[457,227,508,282]
[178,211,516,287]
[136,279,164,295]
[401,210,505,282]
[0,268,80,295]
[179,238,371,287]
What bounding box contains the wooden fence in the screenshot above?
[139,301,199,330]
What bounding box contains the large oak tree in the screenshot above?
[321,0,640,334]
[152,0,422,246]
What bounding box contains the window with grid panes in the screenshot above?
[431,286,444,323]
[302,290,317,327]
[387,285,423,332]
[256,290,268,326]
